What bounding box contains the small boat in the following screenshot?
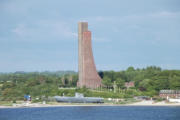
[54,93,104,103]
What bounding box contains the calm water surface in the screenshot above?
[0,106,180,120]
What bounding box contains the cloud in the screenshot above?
[82,11,180,44]
[12,24,28,36]
[11,20,77,41]
[50,21,77,38]
[81,11,180,24]
[0,0,31,15]
[10,10,180,43]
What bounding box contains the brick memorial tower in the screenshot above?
[77,22,102,89]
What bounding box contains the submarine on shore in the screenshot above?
[54,93,104,103]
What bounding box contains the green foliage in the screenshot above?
[169,76,180,89]
[12,99,16,103]
[101,66,180,97]
[116,78,125,89]
[102,76,112,86]
[0,72,77,100]
[0,67,180,100]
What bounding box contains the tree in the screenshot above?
[170,76,180,89]
[153,76,169,91]
[102,76,112,86]
[127,67,135,72]
[116,78,125,89]
[139,79,151,91]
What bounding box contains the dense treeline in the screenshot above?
[0,71,78,100]
[0,66,180,100]
[101,66,180,96]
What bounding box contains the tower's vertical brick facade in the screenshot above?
[77,22,102,89]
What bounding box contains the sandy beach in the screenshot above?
[1,100,180,108]
[128,100,180,106]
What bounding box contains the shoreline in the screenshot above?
[1,101,180,108]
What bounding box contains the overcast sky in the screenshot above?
[0,0,180,72]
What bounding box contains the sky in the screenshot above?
[0,0,180,72]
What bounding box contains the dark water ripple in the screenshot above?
[0,106,180,120]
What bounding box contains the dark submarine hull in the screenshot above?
[54,96,104,103]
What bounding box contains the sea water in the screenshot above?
[0,106,180,120]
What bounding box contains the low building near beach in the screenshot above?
[159,90,180,99]
[125,81,134,89]
[168,98,180,103]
